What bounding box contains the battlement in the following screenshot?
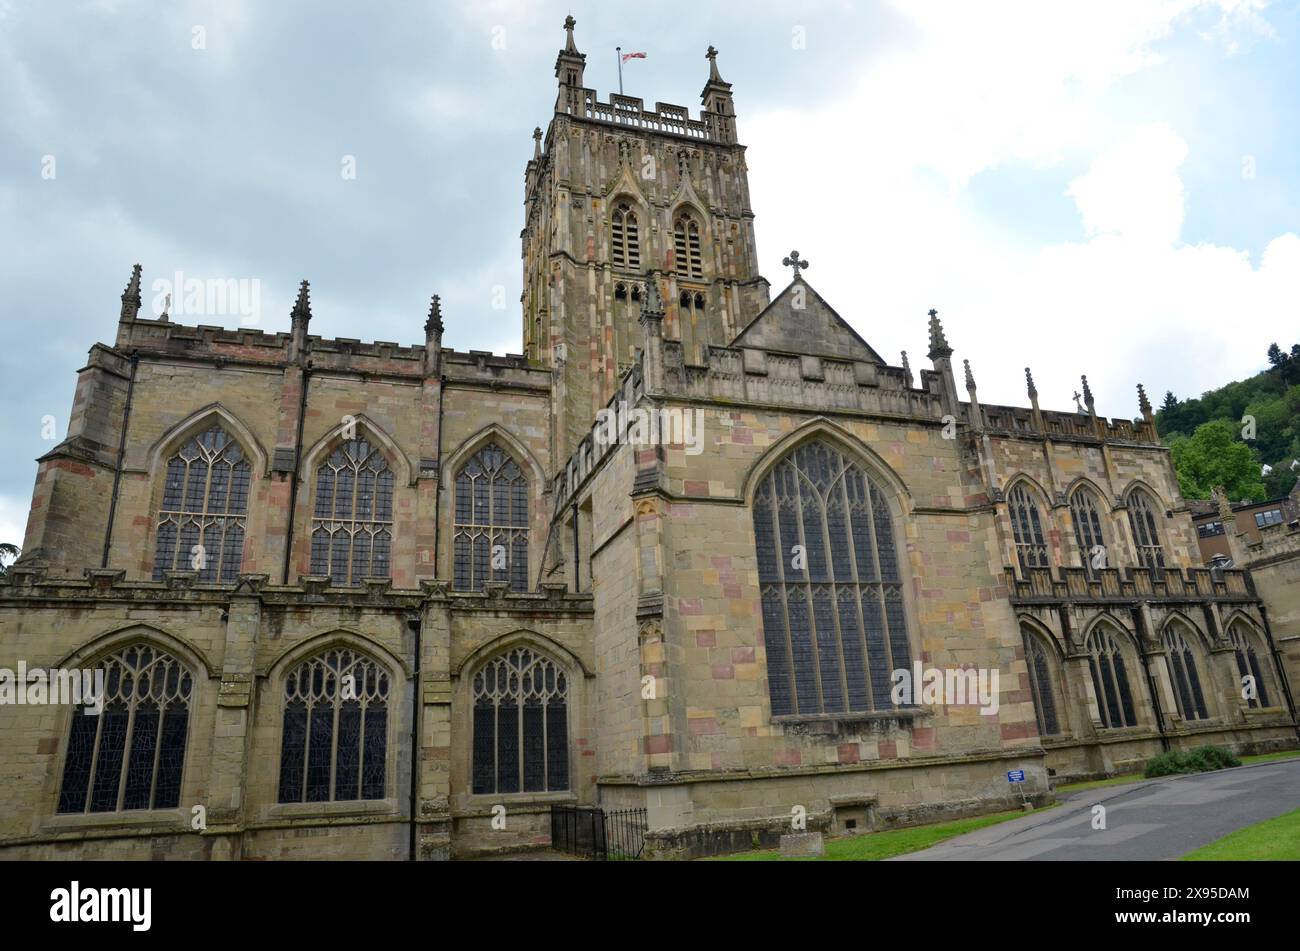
[558,89,720,142]
[975,401,1161,446]
[1006,564,1255,604]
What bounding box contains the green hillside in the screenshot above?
[1156,341,1300,503]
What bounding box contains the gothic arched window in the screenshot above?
[1127,487,1166,574]
[310,438,393,585]
[1069,485,1107,578]
[1086,626,1138,729]
[1008,483,1050,572]
[57,644,193,813]
[751,440,914,716]
[471,647,569,794]
[1163,623,1209,721]
[1021,626,1061,736]
[277,648,389,803]
[454,442,529,592]
[1228,622,1273,709]
[153,424,250,582]
[674,214,703,278]
[610,202,640,270]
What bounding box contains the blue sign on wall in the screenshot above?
[1007,769,1026,783]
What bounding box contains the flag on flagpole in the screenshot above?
[621,51,646,63]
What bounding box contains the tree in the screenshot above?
[1168,420,1266,503]
[0,543,19,576]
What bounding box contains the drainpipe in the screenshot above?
[101,351,139,568]
[1132,606,1170,752]
[280,365,311,585]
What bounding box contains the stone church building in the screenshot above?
[1,18,1295,860]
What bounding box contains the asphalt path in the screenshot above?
[890,758,1300,861]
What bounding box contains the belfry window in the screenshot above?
[674,214,703,279]
[278,648,389,803]
[1008,484,1050,572]
[1127,488,1166,575]
[1069,486,1107,577]
[454,442,529,592]
[611,202,640,270]
[1086,626,1138,729]
[751,440,914,716]
[472,647,569,794]
[310,439,393,585]
[153,425,250,582]
[57,644,193,813]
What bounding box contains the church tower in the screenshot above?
[522,16,770,461]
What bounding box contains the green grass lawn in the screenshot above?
[708,806,1051,861]
[1182,808,1300,860]
[1055,748,1300,796]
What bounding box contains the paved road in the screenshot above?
[891,758,1300,861]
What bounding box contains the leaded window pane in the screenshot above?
[153,425,249,582]
[453,443,530,592]
[1070,487,1106,578]
[57,644,194,814]
[309,439,394,586]
[1086,627,1137,729]
[1229,624,1272,709]
[751,440,915,716]
[471,648,569,794]
[1127,489,1166,575]
[1008,484,1049,572]
[277,649,390,803]
[1021,629,1060,736]
[1163,626,1209,721]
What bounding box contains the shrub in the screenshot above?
[1143,745,1241,778]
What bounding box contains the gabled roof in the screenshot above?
[730,278,884,364]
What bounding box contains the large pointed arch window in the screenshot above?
[1020,626,1061,736]
[1008,483,1050,572]
[752,439,914,717]
[1086,625,1138,729]
[277,648,389,803]
[454,442,529,591]
[310,438,393,585]
[1127,488,1166,575]
[153,424,250,582]
[1162,623,1209,721]
[610,201,640,270]
[1069,485,1107,578]
[57,644,193,813]
[674,213,703,279]
[1228,622,1274,709]
[471,647,569,794]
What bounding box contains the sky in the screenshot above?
[1,0,1298,546]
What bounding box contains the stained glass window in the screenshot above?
[1228,623,1273,709]
[310,439,393,585]
[1008,483,1050,573]
[751,440,913,716]
[1086,626,1137,729]
[1127,488,1166,575]
[1162,624,1209,720]
[1069,486,1106,578]
[153,424,250,582]
[278,648,389,803]
[471,647,569,794]
[57,644,193,813]
[1021,627,1060,736]
[453,442,529,592]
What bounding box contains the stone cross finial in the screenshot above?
[120,263,143,321]
[425,294,443,337]
[563,15,578,52]
[781,250,809,280]
[706,45,723,82]
[1073,390,1083,413]
[1025,367,1037,400]
[926,308,951,359]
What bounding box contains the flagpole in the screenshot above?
[616,46,623,95]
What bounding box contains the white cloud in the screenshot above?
[744,0,1296,415]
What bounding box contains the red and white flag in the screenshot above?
[621,51,646,63]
